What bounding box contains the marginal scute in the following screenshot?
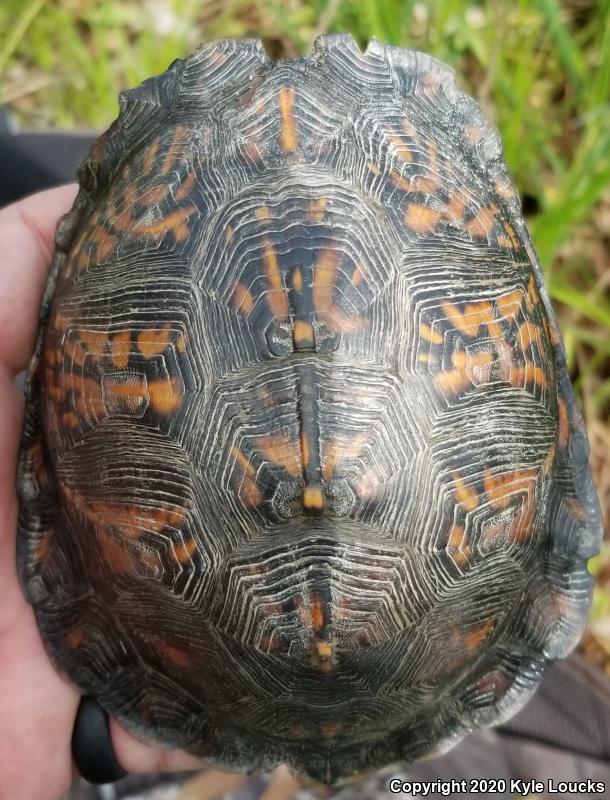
[179,38,272,108]
[17,33,601,785]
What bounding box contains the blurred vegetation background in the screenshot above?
[1,0,609,666]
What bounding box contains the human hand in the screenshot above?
[0,185,202,800]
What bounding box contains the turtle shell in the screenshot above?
[17,35,602,782]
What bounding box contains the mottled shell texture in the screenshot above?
[18,35,601,783]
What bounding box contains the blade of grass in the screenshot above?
[533,0,586,85]
[532,155,610,264]
[0,0,46,81]
[563,325,610,354]
[584,0,610,110]
[549,282,610,330]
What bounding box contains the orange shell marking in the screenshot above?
[278,86,298,152]
[263,239,289,318]
[137,328,173,358]
[257,433,301,478]
[231,282,255,314]
[147,377,184,414]
[405,204,443,235]
[313,249,366,333]
[110,330,131,369]
[452,472,479,512]
[303,485,324,510]
[231,448,263,507]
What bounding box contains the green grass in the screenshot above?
[1,0,609,651]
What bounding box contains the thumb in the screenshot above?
[110,717,204,773]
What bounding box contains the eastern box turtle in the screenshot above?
[17,35,602,783]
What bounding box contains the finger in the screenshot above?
[0,366,78,800]
[177,769,250,800]
[110,718,204,773]
[0,183,78,374]
[0,366,32,612]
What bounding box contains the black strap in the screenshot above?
[72,696,128,784]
